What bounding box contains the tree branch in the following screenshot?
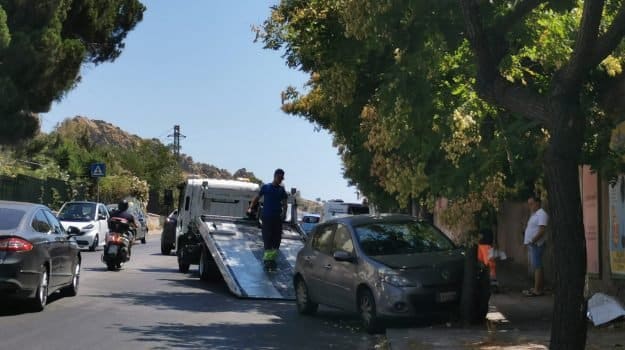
[490,0,547,65]
[460,0,549,126]
[557,0,605,92]
[592,2,625,67]
[494,0,546,34]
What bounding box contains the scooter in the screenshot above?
[102,217,134,271]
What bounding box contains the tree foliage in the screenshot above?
[0,0,145,144]
[259,1,625,347]
[256,1,540,211]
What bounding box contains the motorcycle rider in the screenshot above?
[109,199,138,256]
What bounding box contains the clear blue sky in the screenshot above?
[41,0,361,203]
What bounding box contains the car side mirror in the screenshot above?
[66,226,81,236]
[98,214,107,220]
[333,250,355,263]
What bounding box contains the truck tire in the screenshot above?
[161,240,171,255]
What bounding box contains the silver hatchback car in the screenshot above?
[293,214,483,333]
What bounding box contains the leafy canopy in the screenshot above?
[0,0,145,144]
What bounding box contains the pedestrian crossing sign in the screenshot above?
[90,163,106,177]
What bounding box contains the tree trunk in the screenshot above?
[460,244,478,325]
[543,103,588,349]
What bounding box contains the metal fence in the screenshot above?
[0,174,72,210]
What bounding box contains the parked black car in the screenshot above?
[160,209,178,255]
[0,200,81,311]
[131,207,148,244]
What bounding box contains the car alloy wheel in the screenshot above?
[29,268,49,311]
[64,262,80,297]
[295,277,318,315]
[358,289,383,334]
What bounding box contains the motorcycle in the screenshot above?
[102,217,134,271]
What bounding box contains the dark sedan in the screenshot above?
[0,200,81,311]
[160,209,177,255]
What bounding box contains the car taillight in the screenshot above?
[107,234,122,243]
[0,237,34,252]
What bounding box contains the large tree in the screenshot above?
[260,1,625,348]
[0,0,145,144]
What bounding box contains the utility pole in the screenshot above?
[168,125,186,159]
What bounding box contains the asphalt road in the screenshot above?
[0,232,386,350]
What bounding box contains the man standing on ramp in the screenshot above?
[248,168,288,270]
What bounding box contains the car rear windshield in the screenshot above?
[355,220,456,256]
[0,208,26,230]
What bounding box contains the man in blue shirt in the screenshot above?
[248,168,288,270]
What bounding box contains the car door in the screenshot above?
[304,223,336,305]
[43,209,73,285]
[97,204,109,243]
[323,223,359,310]
[32,210,64,288]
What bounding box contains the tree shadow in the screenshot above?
[112,301,383,350]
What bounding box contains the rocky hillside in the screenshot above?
[56,116,142,149]
[54,116,260,181]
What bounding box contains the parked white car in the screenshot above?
[57,201,110,251]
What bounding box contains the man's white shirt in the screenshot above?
[524,208,548,246]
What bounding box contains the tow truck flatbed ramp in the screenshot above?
[197,216,304,300]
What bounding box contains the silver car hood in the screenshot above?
[371,250,463,269]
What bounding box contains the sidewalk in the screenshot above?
[385,261,625,349]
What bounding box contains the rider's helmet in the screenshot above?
[117,199,129,212]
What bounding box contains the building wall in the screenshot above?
[496,201,554,286]
[433,198,555,286]
[433,179,625,301]
[587,180,625,300]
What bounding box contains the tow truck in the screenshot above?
[174,178,305,299]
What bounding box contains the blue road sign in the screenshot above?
[90,163,106,177]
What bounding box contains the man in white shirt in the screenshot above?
[523,195,548,296]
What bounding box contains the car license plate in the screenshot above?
[107,245,118,255]
[437,291,457,303]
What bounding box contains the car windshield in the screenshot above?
[354,220,456,256]
[0,208,26,230]
[58,203,96,221]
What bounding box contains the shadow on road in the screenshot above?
[0,292,65,316]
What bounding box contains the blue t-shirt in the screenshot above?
[259,183,288,219]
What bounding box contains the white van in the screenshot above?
[321,199,369,222]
